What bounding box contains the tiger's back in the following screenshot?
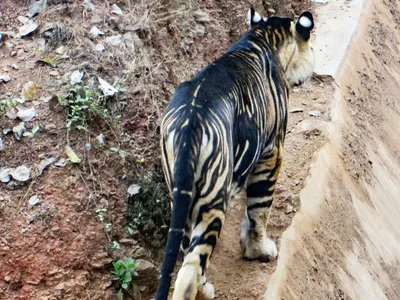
[156,8,315,300]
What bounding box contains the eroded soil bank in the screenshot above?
[264,0,400,298]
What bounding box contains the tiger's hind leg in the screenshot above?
[241,142,283,262]
[173,195,227,300]
[180,220,192,259]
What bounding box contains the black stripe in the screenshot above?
[247,200,273,211]
[247,180,275,198]
[199,254,208,275]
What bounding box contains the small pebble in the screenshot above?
[285,204,294,214]
[309,110,321,117]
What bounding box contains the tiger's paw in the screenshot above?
[243,237,278,262]
[199,281,215,299]
[241,218,278,262]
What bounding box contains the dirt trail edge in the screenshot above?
[264,0,400,299]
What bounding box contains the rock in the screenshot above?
[90,253,113,269]
[108,16,124,32]
[10,165,30,182]
[95,134,104,144]
[193,25,205,37]
[0,136,3,151]
[18,22,39,38]
[44,123,57,131]
[268,8,276,14]
[49,70,59,77]
[54,158,67,167]
[122,33,135,51]
[127,184,141,197]
[105,35,122,46]
[111,4,123,15]
[37,156,57,176]
[91,14,102,24]
[70,70,84,85]
[0,168,12,183]
[53,282,65,290]
[119,239,137,245]
[6,107,18,120]
[39,22,55,35]
[285,204,294,214]
[90,26,105,37]
[3,128,12,135]
[82,0,96,12]
[47,95,59,110]
[16,105,36,121]
[17,49,25,57]
[135,259,158,290]
[139,286,147,292]
[133,246,148,259]
[312,0,329,5]
[289,107,304,113]
[17,16,30,24]
[28,195,40,207]
[12,122,26,140]
[21,81,38,101]
[193,10,211,23]
[11,64,19,70]
[11,51,17,56]
[55,46,65,54]
[94,43,105,52]
[0,75,11,82]
[29,0,47,17]
[98,76,118,96]
[294,119,330,135]
[309,110,321,117]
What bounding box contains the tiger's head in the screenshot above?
[248,8,315,87]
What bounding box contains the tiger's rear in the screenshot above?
[156,8,315,300]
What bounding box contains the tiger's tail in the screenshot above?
[155,130,198,300]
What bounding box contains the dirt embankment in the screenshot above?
[265,0,400,298]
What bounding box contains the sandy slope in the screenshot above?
[264,0,400,299]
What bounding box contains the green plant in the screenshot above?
[96,208,112,231]
[111,258,139,299]
[0,99,18,116]
[41,55,63,67]
[23,124,40,137]
[65,85,104,130]
[126,170,171,248]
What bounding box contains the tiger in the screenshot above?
[155,8,315,300]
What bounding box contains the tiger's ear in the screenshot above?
[248,7,262,27]
[295,11,314,41]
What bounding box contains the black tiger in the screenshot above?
[156,8,315,300]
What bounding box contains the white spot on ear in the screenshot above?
[299,16,312,28]
[248,9,262,25]
[253,12,262,23]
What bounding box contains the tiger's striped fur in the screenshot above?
[156,9,315,300]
